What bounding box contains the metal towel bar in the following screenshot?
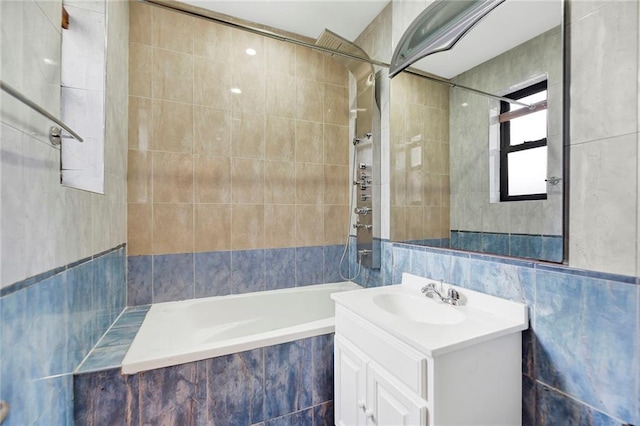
[0,80,84,143]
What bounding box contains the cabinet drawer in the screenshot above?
[335,305,428,398]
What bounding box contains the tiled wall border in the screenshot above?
[0,243,127,298]
[127,244,351,305]
[450,231,563,262]
[391,241,638,285]
[74,334,335,425]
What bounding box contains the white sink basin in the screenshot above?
[331,273,529,357]
[373,293,466,325]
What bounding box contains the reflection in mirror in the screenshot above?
[390,3,563,263]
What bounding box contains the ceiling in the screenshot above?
[179,0,561,80]
[181,0,391,42]
[412,0,562,79]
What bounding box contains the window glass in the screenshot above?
[507,146,547,196]
[509,109,547,145]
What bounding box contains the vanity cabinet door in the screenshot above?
[367,364,428,426]
[335,335,368,426]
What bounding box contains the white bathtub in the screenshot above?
[121,281,361,374]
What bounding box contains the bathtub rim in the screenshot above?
[122,281,361,375]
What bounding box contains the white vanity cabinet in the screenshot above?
[333,292,525,426]
[335,334,427,425]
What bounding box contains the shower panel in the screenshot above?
[317,30,381,269]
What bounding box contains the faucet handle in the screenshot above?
[447,287,460,302]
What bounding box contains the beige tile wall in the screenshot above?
[127,2,350,255]
[390,72,450,242]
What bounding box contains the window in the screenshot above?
[499,80,548,201]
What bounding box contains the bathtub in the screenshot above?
[121,281,361,374]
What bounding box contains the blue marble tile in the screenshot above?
[208,348,265,425]
[348,236,357,279]
[381,241,393,286]
[449,253,470,288]
[265,408,313,426]
[66,262,95,369]
[1,245,127,426]
[296,247,324,286]
[522,375,536,426]
[74,369,129,425]
[450,230,460,249]
[313,401,334,426]
[482,232,510,257]
[96,326,139,349]
[107,249,127,320]
[266,248,296,290]
[232,250,266,294]
[392,246,411,284]
[153,253,194,303]
[127,256,152,306]
[536,383,619,426]
[535,272,637,423]
[323,245,347,284]
[127,373,141,426]
[541,235,563,263]
[139,361,207,425]
[311,334,334,405]
[77,345,129,373]
[26,272,69,379]
[423,250,451,283]
[510,234,542,260]
[92,258,112,341]
[361,265,382,288]
[522,327,535,378]
[408,248,426,277]
[195,251,231,297]
[459,231,482,252]
[468,258,533,303]
[111,308,149,329]
[27,374,72,426]
[265,339,313,419]
[353,266,365,287]
[1,289,29,425]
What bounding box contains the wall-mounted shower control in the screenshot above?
[359,163,369,170]
[360,194,371,201]
[358,249,372,257]
[353,223,372,230]
[354,207,372,215]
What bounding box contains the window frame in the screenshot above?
[499,80,548,202]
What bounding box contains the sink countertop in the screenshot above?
[333,273,529,357]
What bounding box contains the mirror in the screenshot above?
[389,0,564,262]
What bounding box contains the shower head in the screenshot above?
[315,29,373,82]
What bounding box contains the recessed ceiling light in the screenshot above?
[231,87,242,94]
[245,48,257,56]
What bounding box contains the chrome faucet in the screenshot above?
[421,280,460,306]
